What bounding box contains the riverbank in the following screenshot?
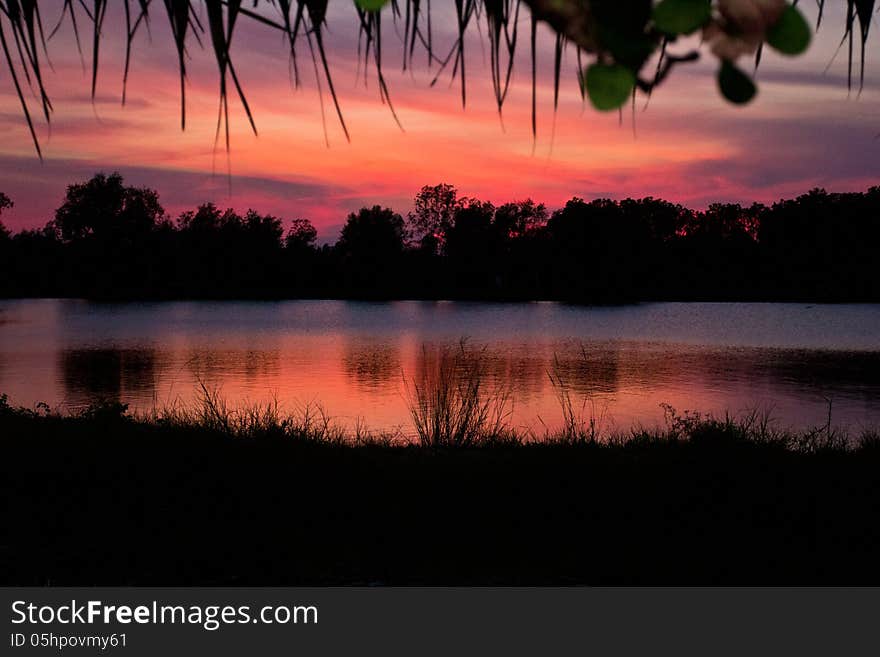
[2,396,879,585]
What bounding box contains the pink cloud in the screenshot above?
[0,2,878,239]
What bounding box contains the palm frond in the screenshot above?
[0,0,871,158]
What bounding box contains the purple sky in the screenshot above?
[0,1,878,241]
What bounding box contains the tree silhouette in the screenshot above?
[337,205,406,294]
[172,203,288,293]
[283,217,320,294]
[285,218,318,252]
[545,197,657,299]
[40,173,164,296]
[242,210,285,252]
[52,173,163,244]
[618,197,691,243]
[444,198,499,292]
[493,199,548,240]
[689,203,763,242]
[446,198,497,260]
[339,206,406,260]
[177,202,225,235]
[0,191,11,242]
[408,184,460,254]
[2,174,880,302]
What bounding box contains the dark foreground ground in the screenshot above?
[2,405,879,585]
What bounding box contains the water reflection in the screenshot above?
[343,339,401,390]
[185,348,281,383]
[59,348,162,407]
[751,349,880,392]
[552,344,620,395]
[36,340,880,430]
[0,300,877,432]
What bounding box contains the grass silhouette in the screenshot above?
[1,386,879,584]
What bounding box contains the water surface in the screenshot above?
[1,299,879,435]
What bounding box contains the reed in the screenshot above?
[3,384,880,585]
[404,342,514,447]
[1,384,875,452]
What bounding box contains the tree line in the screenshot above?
[0,173,878,301]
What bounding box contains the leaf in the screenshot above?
[718,60,756,104]
[585,63,635,111]
[766,4,811,56]
[354,0,390,11]
[652,0,711,35]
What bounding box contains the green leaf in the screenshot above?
[652,0,712,35]
[585,63,635,111]
[766,5,811,56]
[354,0,389,11]
[717,61,756,105]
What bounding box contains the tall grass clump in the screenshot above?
[544,345,861,452]
[151,382,353,444]
[546,349,611,444]
[405,342,513,448]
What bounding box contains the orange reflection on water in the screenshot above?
[1,299,879,437]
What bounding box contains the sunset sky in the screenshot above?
[1,1,878,241]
